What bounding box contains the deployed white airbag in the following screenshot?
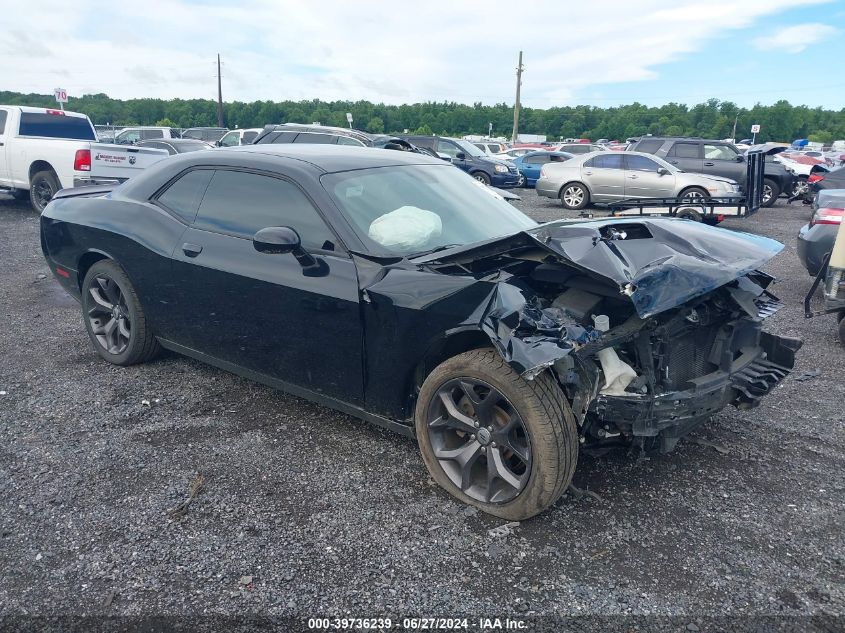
[368,206,442,251]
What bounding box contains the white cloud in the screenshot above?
[0,0,833,106]
[752,23,838,53]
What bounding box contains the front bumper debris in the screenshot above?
[588,331,801,452]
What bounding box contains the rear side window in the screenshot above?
[156,169,214,224]
[142,129,164,140]
[523,154,551,165]
[588,154,624,169]
[0,110,6,134]
[258,131,298,144]
[242,131,258,144]
[670,143,700,159]
[634,139,664,154]
[18,112,96,140]
[193,170,337,251]
[337,135,365,146]
[292,132,337,144]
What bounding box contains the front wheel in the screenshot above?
[415,349,578,520]
[81,260,160,366]
[30,169,61,213]
[762,178,780,207]
[472,171,492,186]
[559,183,590,210]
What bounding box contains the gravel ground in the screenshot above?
[1,190,843,630]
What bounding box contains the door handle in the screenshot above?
[0,141,4,147]
[704,161,714,166]
[584,171,593,175]
[628,174,638,179]
[182,243,203,257]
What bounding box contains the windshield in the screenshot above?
[454,139,487,158]
[322,165,536,256]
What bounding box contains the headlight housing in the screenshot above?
[494,164,508,173]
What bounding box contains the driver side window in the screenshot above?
[192,170,338,251]
[625,155,660,172]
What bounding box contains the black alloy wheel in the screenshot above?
[30,170,61,213]
[425,377,532,504]
[415,349,578,520]
[81,259,160,366]
[87,274,132,355]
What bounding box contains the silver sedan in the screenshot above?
[536,151,740,210]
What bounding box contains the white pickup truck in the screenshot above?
[0,105,167,212]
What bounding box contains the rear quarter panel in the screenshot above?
[41,195,188,338]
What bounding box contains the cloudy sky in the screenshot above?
[2,0,843,108]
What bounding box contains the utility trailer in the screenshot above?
[602,150,766,222]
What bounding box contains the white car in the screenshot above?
[114,126,182,145]
[217,128,263,147]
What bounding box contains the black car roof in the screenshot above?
[227,144,443,171]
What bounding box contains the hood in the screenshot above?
[414,217,782,318]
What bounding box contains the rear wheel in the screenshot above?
[792,177,809,197]
[81,260,160,366]
[559,183,590,210]
[415,349,578,520]
[762,178,780,207]
[30,170,60,213]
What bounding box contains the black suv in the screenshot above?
[627,137,794,207]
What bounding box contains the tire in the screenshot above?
[472,171,492,186]
[415,349,578,520]
[29,169,61,213]
[677,207,703,222]
[792,177,809,198]
[762,178,780,207]
[81,260,160,366]
[559,182,590,210]
[678,187,709,203]
[839,316,845,347]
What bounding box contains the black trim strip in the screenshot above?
[156,338,416,439]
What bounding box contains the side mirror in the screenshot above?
[735,155,745,162]
[437,152,452,162]
[657,167,670,176]
[455,152,467,160]
[253,226,301,254]
[215,140,222,147]
[252,226,327,276]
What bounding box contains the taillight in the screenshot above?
[810,207,843,227]
[540,167,547,178]
[74,149,91,172]
[808,173,824,184]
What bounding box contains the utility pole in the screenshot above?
[216,53,224,128]
[731,111,739,141]
[511,51,524,143]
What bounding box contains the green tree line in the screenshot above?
[2,91,843,143]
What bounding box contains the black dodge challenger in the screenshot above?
[40,145,801,519]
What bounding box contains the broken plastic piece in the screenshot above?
[592,314,638,396]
